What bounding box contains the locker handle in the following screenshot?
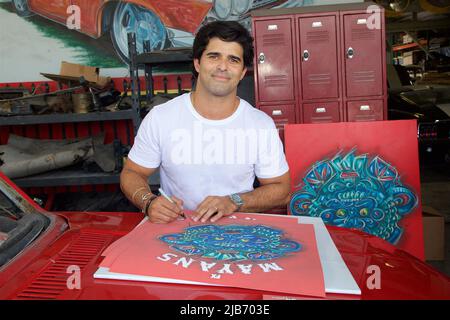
[258,52,265,64]
[315,107,326,113]
[272,110,283,116]
[360,105,370,111]
[347,47,354,59]
[302,50,310,62]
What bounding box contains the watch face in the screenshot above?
[231,194,243,206]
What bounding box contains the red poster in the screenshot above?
[99,212,326,298]
[285,120,424,260]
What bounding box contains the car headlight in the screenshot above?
[232,0,252,15]
[214,0,232,19]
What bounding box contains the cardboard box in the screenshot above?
[401,50,425,66]
[402,34,413,44]
[42,61,110,87]
[60,61,110,86]
[422,206,445,261]
[402,51,413,66]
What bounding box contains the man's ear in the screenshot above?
[239,67,247,81]
[194,58,201,74]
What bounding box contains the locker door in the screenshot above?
[259,104,296,142]
[255,19,295,102]
[299,15,339,100]
[343,13,383,97]
[347,99,383,121]
[302,101,340,123]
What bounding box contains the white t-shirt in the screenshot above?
[128,93,289,210]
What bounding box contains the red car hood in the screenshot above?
[0,211,449,300]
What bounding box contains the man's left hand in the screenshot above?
[193,195,239,223]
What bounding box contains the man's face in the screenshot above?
[194,37,247,98]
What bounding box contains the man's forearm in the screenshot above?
[120,168,155,211]
[239,183,291,213]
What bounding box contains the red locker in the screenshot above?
[254,18,296,103]
[303,101,340,123]
[259,104,296,142]
[252,2,387,127]
[343,13,384,98]
[298,15,339,100]
[347,99,384,122]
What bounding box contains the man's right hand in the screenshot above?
[147,195,184,223]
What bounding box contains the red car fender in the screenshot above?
[0,172,44,213]
[95,0,212,37]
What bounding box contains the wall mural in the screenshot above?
[0,0,363,83]
[285,120,425,260]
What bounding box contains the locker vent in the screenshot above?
[308,73,332,85]
[15,231,113,300]
[353,114,377,122]
[309,116,334,123]
[352,71,375,83]
[264,75,289,87]
[262,34,286,46]
[306,31,329,43]
[351,28,375,41]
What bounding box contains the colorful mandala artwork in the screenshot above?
[289,149,418,244]
[159,224,301,262]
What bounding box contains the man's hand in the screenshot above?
[147,195,184,223]
[193,195,238,223]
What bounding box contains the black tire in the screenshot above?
[110,2,169,65]
[12,0,34,17]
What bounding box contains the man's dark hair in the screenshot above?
[192,21,254,78]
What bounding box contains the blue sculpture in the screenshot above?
[290,149,418,244]
[159,224,301,262]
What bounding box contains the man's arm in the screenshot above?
[120,158,157,210]
[120,159,183,223]
[193,171,291,222]
[240,171,291,212]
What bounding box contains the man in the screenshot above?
[120,21,290,223]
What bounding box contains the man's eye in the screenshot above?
[229,58,240,63]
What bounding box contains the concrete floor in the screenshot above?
[420,163,450,278]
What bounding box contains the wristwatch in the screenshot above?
[229,193,244,211]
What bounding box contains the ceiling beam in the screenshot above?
[387,19,450,33]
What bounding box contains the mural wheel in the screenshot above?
[110,3,169,64]
[13,0,34,17]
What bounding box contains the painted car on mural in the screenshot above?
[11,0,301,62]
[0,171,449,299]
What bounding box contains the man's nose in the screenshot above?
[216,58,228,71]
